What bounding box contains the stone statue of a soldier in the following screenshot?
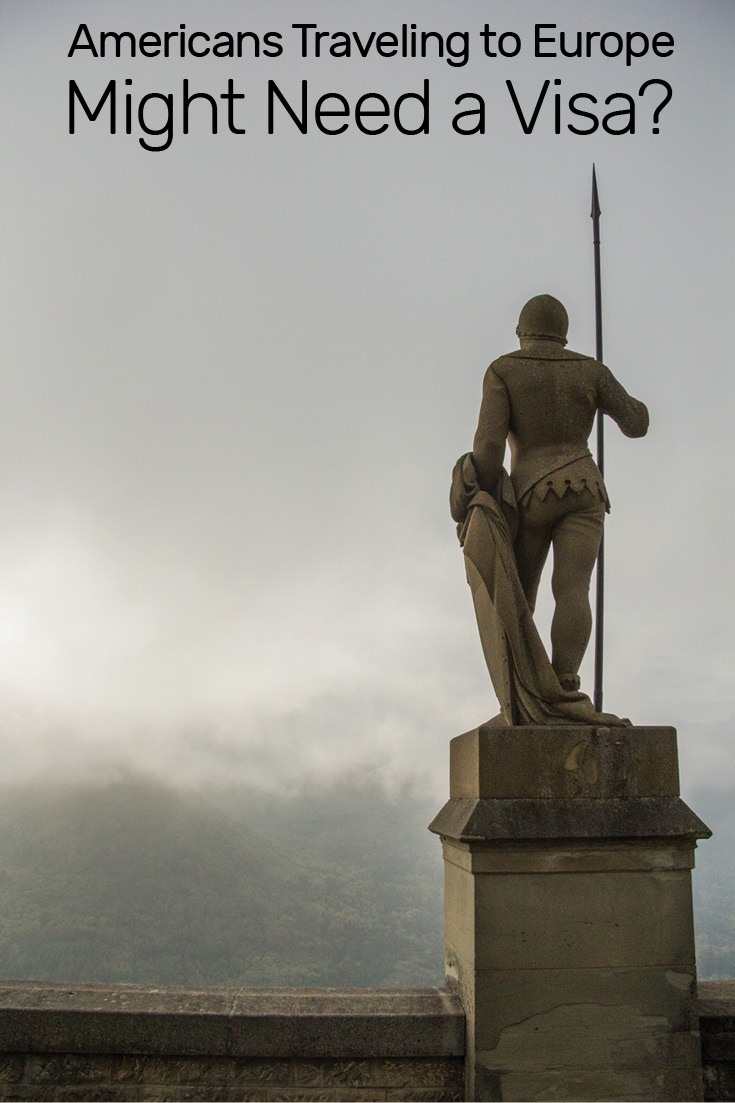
[451,294,648,726]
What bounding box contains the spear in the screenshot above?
[591,165,604,712]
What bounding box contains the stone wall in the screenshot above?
[1,979,734,1101]
[0,983,465,1102]
[700,981,735,1103]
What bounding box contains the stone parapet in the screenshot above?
[0,983,465,1102]
[699,981,735,1102]
[1,978,734,1099]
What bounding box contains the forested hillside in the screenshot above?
[0,775,444,987]
[0,775,731,987]
[691,789,735,981]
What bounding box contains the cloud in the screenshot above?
[0,0,732,805]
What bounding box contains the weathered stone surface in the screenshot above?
[444,858,698,976]
[431,794,711,841]
[431,729,712,846]
[0,985,734,1100]
[24,1056,110,1084]
[476,1000,701,1070]
[0,1091,43,1103]
[226,988,464,1058]
[288,1061,375,1088]
[433,726,711,848]
[449,726,681,800]
[286,1058,462,1090]
[271,1095,383,1102]
[472,868,696,970]
[0,986,466,1100]
[0,984,464,1060]
[436,724,708,1100]
[0,1091,54,1102]
[0,1057,24,1085]
[703,1066,735,1103]
[372,1058,463,1089]
[699,982,735,1024]
[138,1093,269,1103]
[110,1055,279,1085]
[699,981,735,1102]
[0,1089,135,1102]
[384,1093,464,1102]
[443,837,695,874]
[0,1051,466,1102]
[54,1090,134,1102]
[0,983,237,1058]
[473,966,700,1047]
[475,1066,704,1103]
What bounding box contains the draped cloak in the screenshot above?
[451,453,626,727]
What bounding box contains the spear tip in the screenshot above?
[591,164,601,220]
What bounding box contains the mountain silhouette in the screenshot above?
[0,773,445,987]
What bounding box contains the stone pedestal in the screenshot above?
[429,725,711,1102]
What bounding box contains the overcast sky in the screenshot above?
[0,0,733,804]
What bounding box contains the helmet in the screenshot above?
[516,295,568,345]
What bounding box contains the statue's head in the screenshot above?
[516,295,568,345]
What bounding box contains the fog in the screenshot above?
[0,0,732,807]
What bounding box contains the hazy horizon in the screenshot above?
[0,0,732,806]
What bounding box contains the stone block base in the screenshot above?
[430,724,711,1102]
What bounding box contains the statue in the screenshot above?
[451,294,648,726]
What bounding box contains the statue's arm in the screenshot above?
[597,364,649,438]
[472,366,510,492]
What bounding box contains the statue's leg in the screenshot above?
[513,503,553,613]
[549,490,605,682]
